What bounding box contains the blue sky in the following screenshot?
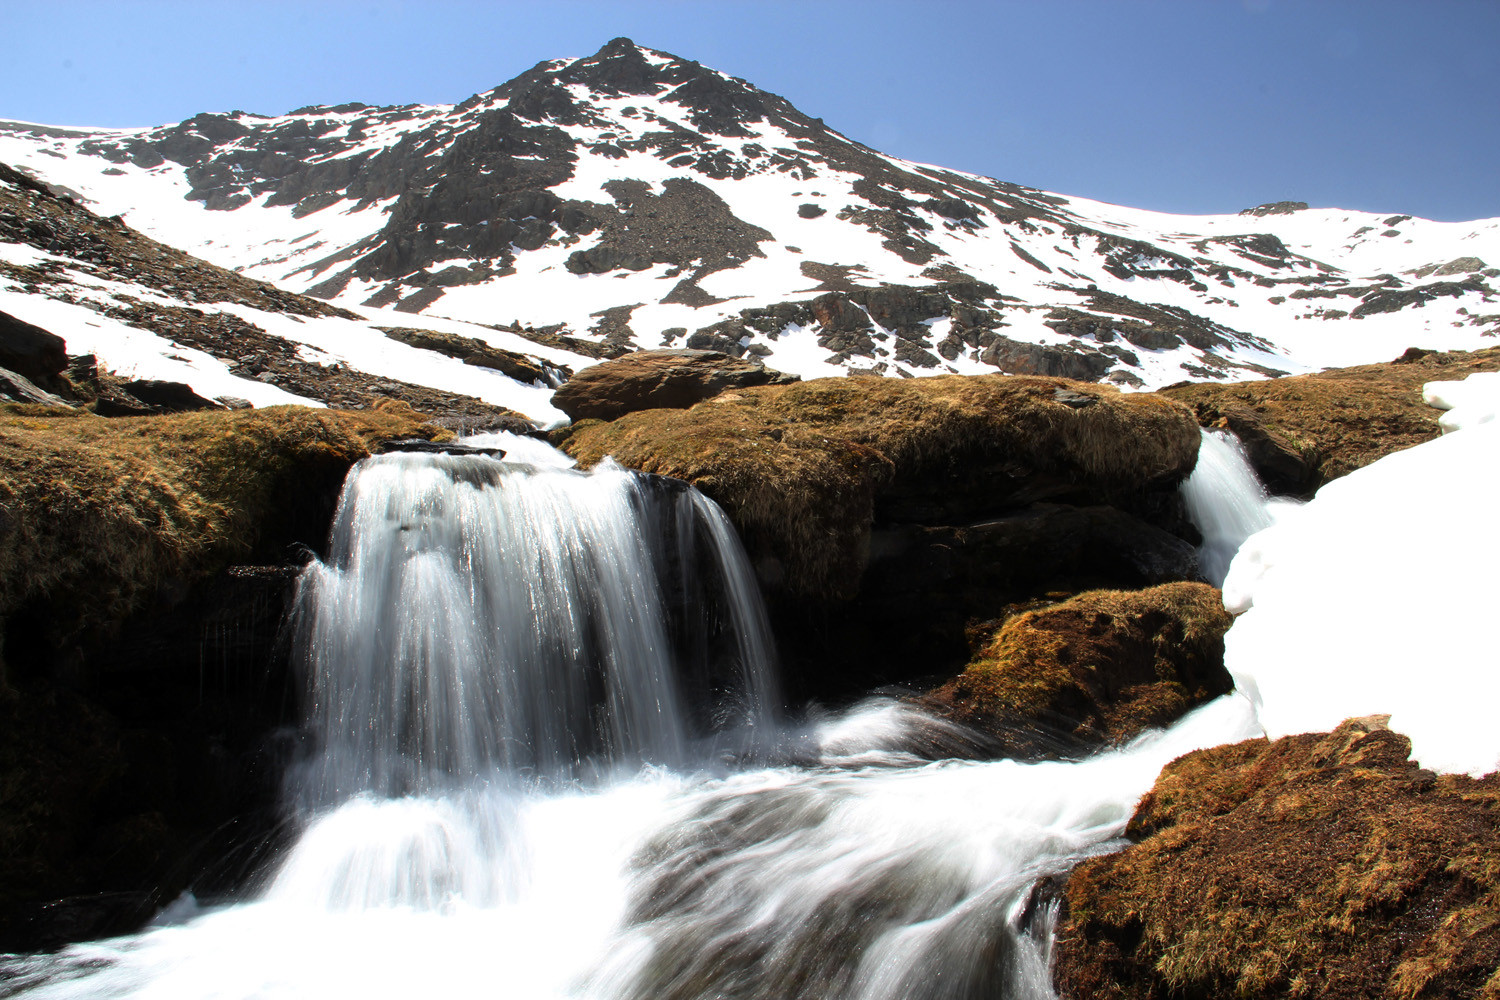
[5,0,1498,221]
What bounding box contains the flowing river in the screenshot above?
[0,436,1261,999]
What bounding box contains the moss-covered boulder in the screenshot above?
[0,401,442,680]
[1159,346,1500,495]
[0,401,444,949]
[925,583,1233,755]
[561,374,1200,600]
[1055,718,1500,1000]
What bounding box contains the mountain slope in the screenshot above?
[0,163,589,424]
[2,38,1498,390]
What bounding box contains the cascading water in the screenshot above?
[1,436,1261,1000]
[1181,428,1287,586]
[290,447,777,803]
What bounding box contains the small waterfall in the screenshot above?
[2,437,1266,1000]
[290,449,779,805]
[1181,429,1278,586]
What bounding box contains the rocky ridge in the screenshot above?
[4,39,1497,392]
[0,161,590,424]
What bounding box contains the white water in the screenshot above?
[1181,428,1288,586]
[1,446,1262,1000]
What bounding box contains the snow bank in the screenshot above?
[1222,372,1500,776]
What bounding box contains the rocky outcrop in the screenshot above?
[552,348,797,421]
[561,374,1200,599]
[1159,345,1500,495]
[0,401,444,689]
[1055,718,1500,1000]
[0,309,67,387]
[1239,200,1309,217]
[0,402,450,950]
[559,373,1203,696]
[92,378,225,416]
[925,583,1233,756]
[380,326,568,385]
[0,162,353,320]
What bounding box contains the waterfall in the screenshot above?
[291,448,780,803]
[0,439,1263,1000]
[1181,428,1281,586]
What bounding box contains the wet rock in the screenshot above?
[552,348,798,421]
[378,438,505,458]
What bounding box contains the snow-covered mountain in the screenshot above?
[3,37,1498,392]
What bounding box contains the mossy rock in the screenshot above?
[562,374,1200,598]
[1055,718,1500,1000]
[1159,346,1500,496]
[0,401,440,684]
[925,582,1233,754]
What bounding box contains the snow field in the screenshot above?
[1221,371,1500,776]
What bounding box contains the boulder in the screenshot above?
[925,582,1232,754]
[552,348,798,421]
[561,374,1201,600]
[121,379,225,413]
[0,310,67,387]
[0,365,72,406]
[1055,718,1500,1000]
[1159,345,1500,495]
[980,336,1114,381]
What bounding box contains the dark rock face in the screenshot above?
[981,335,1114,381]
[0,309,67,385]
[0,365,70,406]
[1055,718,1500,1000]
[115,379,225,413]
[0,564,301,953]
[552,348,798,421]
[563,178,772,284]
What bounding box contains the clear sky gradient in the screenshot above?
[6,0,1498,221]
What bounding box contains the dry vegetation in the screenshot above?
[1160,346,1500,494]
[1056,718,1500,999]
[0,401,441,684]
[561,375,1200,597]
[926,582,1233,750]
